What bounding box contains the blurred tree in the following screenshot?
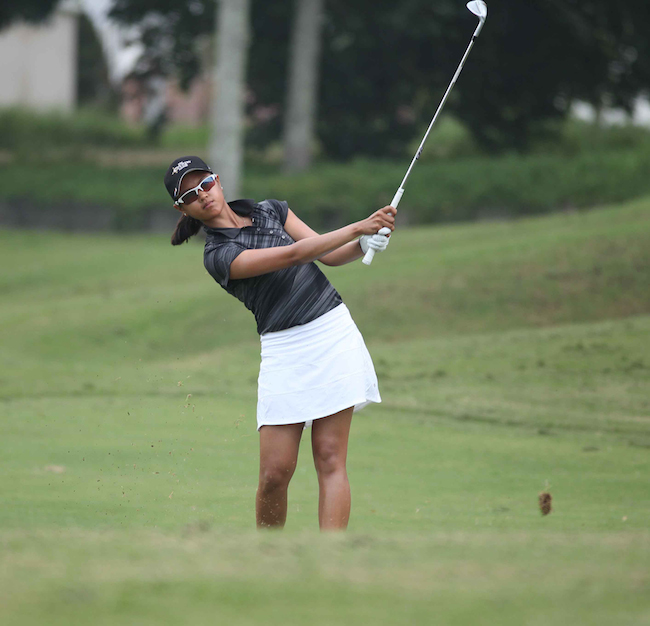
[448,1,650,151]
[0,0,59,31]
[283,0,324,172]
[109,0,650,157]
[210,0,251,199]
[317,0,455,159]
[245,1,292,150]
[318,0,650,155]
[110,0,251,195]
[544,0,650,115]
[109,0,215,90]
[77,12,115,110]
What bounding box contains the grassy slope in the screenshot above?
[1,197,649,624]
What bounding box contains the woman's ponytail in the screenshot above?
[171,213,203,245]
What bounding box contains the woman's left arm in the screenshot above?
[284,209,364,266]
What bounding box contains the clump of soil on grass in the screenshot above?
[539,491,552,516]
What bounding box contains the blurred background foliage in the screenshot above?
[76,12,116,111]
[108,0,650,156]
[3,107,650,230]
[2,0,650,228]
[0,0,58,30]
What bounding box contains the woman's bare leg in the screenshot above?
[256,423,304,528]
[311,406,353,531]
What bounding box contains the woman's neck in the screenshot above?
[204,201,251,229]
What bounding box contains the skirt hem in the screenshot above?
[257,394,380,431]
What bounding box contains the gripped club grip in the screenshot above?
[361,247,377,266]
[361,227,393,265]
[362,189,403,266]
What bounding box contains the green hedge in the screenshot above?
[0,108,148,153]
[3,109,650,229]
[245,148,650,227]
[4,146,650,230]
[3,106,650,160]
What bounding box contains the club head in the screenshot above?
[466,0,487,37]
[467,0,488,21]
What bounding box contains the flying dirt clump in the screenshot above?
[539,491,552,516]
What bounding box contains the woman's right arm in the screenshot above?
[229,207,395,280]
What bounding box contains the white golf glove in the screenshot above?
[359,231,390,255]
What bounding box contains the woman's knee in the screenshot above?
[313,439,347,477]
[258,460,297,493]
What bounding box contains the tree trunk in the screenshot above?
[210,0,251,200]
[283,0,324,173]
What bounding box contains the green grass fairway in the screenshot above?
[1,197,649,624]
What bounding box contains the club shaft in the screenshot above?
[363,4,487,267]
[396,34,480,198]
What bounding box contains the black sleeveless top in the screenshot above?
[203,199,342,335]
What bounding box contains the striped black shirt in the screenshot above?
[203,199,342,335]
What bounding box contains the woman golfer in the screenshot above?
[164,156,395,530]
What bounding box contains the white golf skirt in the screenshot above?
[257,303,381,430]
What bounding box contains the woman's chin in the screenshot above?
[204,202,220,217]
[198,207,222,226]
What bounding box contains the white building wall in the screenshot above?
[0,11,78,111]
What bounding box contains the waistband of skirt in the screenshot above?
[260,302,350,347]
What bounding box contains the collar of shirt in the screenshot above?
[203,199,259,239]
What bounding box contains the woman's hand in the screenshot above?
[357,206,397,236]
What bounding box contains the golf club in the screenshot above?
[363,0,488,265]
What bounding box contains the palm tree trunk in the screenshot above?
[210,0,251,199]
[283,0,324,173]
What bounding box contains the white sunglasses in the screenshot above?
[176,174,217,205]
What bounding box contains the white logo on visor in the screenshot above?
[171,160,192,175]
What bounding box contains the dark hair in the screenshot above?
[171,213,203,245]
